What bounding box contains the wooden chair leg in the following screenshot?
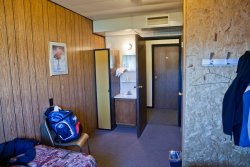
[87,140,91,154]
[79,146,83,152]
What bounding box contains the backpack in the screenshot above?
[45,106,82,143]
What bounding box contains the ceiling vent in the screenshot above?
[146,15,168,26]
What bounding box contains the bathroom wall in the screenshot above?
[106,35,137,95]
[120,71,137,95]
[106,34,136,57]
[183,0,250,166]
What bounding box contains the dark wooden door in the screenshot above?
[136,35,147,137]
[153,45,179,109]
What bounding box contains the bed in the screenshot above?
[24,145,96,167]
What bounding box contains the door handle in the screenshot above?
[134,85,143,89]
[178,92,183,96]
[155,75,158,80]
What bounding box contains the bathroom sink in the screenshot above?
[114,94,137,99]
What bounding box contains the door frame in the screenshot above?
[151,37,182,127]
[94,49,115,130]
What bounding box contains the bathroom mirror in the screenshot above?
[122,55,136,71]
[110,54,115,68]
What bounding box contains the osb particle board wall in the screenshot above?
[0,0,105,143]
[183,0,250,166]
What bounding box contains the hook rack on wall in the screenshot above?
[202,52,239,67]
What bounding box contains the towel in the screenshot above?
[116,67,127,77]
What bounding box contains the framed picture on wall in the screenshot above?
[49,42,68,76]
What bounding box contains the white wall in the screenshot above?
[106,35,136,57]
[106,35,137,95]
[146,39,179,107]
[93,12,182,33]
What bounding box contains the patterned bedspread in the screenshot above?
[27,145,96,167]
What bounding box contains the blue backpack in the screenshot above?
[45,106,82,143]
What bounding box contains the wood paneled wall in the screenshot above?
[0,0,105,143]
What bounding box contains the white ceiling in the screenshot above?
[50,0,183,20]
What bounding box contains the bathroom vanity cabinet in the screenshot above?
[115,98,136,126]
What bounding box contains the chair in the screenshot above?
[40,120,91,154]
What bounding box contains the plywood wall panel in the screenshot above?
[56,6,71,109]
[81,17,89,131]
[12,0,35,138]
[30,0,50,129]
[183,0,250,166]
[0,0,17,141]
[82,52,91,131]
[82,19,88,49]
[0,100,5,142]
[87,51,97,133]
[48,3,61,107]
[71,14,80,120]
[74,15,85,128]
[81,20,90,131]
[65,10,76,112]
[70,12,80,118]
[3,0,25,138]
[42,0,53,101]
[23,0,40,140]
[0,0,105,142]
[78,16,88,132]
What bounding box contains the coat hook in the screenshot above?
[210,52,214,65]
[226,52,231,65]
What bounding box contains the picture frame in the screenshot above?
[49,42,68,76]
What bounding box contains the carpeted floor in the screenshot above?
[147,108,179,126]
[89,109,181,167]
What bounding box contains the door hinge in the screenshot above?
[181,42,183,48]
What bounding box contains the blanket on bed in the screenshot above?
[0,138,38,166]
[27,145,96,167]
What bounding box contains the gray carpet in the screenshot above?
[147,108,178,126]
[89,109,181,167]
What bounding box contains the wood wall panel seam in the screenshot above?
[65,9,76,113]
[70,11,79,118]
[56,5,70,109]
[74,14,84,127]
[24,0,40,139]
[30,0,49,128]
[79,16,87,131]
[50,4,62,106]
[47,2,59,109]
[78,15,87,131]
[62,9,71,108]
[42,0,53,102]
[24,0,41,139]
